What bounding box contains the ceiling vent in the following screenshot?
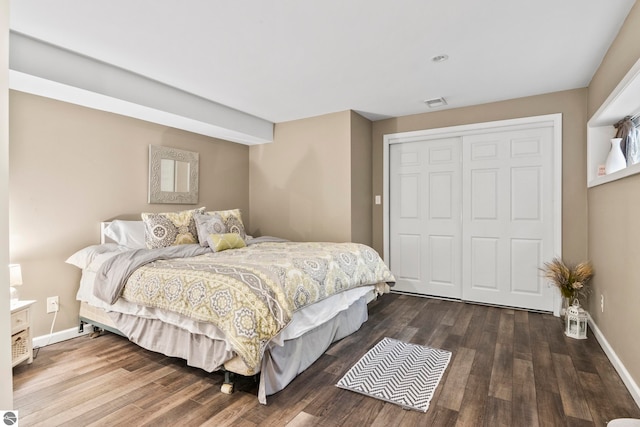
[424,97,447,108]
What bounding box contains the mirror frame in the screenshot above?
[148,145,199,204]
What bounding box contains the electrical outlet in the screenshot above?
[601,294,604,313]
[47,296,59,313]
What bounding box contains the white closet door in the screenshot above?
[389,137,462,298]
[462,126,555,311]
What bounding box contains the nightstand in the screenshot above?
[11,300,36,367]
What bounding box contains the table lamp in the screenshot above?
[9,263,22,303]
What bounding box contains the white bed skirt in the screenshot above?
[80,294,369,405]
[258,294,368,403]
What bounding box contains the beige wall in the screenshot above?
[586,1,640,391]
[9,91,250,337]
[1,0,12,408]
[372,88,589,265]
[350,111,373,246]
[249,110,372,244]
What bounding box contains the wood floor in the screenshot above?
[13,293,640,426]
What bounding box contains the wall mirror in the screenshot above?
[148,145,199,204]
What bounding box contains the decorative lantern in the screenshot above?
[565,299,588,339]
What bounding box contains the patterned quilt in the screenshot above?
[109,242,395,371]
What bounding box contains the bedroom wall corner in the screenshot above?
[350,111,373,246]
[249,111,353,242]
[9,92,250,338]
[1,0,13,409]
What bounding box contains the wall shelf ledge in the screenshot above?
[588,57,640,187]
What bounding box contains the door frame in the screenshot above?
[383,113,563,315]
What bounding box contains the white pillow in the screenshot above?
[103,220,146,249]
[83,248,131,273]
[65,243,122,269]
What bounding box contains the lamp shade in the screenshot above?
[9,264,22,286]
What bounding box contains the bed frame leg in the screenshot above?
[221,371,235,394]
[89,326,103,339]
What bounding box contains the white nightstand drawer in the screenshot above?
[11,309,29,335]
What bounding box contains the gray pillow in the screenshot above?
[194,213,227,247]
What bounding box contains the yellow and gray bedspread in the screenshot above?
[94,241,395,370]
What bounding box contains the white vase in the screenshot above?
[605,137,626,174]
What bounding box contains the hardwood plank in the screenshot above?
[513,310,532,362]
[300,383,359,418]
[543,314,569,355]
[85,404,143,427]
[565,416,596,427]
[67,381,169,426]
[14,359,117,407]
[455,373,490,426]
[532,345,559,394]
[421,323,452,350]
[324,388,384,426]
[450,301,474,336]
[565,336,598,375]
[496,310,514,345]
[404,405,458,427]
[592,349,640,418]
[488,342,513,401]
[461,304,489,349]
[255,397,319,427]
[440,299,464,327]
[26,365,176,426]
[197,392,259,427]
[438,346,476,411]
[18,368,133,422]
[369,403,409,427]
[536,389,566,427]
[512,358,539,427]
[285,412,322,427]
[578,370,619,427]
[179,393,241,426]
[484,396,512,427]
[552,352,593,421]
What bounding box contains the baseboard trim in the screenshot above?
[33,324,92,349]
[588,313,640,408]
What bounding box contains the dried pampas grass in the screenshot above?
[541,258,594,300]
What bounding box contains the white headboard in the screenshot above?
[100,222,113,244]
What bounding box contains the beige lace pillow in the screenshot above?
[141,207,205,249]
[206,208,247,240]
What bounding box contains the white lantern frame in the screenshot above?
[565,299,588,339]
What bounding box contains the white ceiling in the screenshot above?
[9,0,637,125]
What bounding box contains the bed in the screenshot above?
[69,210,395,404]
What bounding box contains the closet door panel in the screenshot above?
[510,238,543,294]
[388,120,557,312]
[462,126,555,311]
[390,138,462,298]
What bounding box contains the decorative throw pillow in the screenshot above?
[194,213,227,247]
[141,207,205,249]
[207,233,246,252]
[207,208,247,240]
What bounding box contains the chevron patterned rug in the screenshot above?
[336,337,452,412]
